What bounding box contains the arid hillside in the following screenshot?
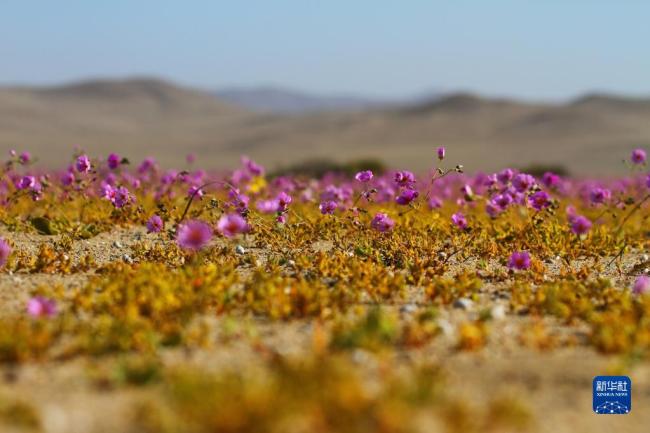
[1,78,649,174]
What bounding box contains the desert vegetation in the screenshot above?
[0,147,649,432]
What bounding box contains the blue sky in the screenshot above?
[1,0,649,99]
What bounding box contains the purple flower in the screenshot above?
[146,215,164,233]
[437,147,446,160]
[61,170,75,186]
[646,173,650,189]
[491,193,513,210]
[217,213,249,238]
[570,215,592,235]
[276,214,287,224]
[428,196,443,209]
[394,170,416,187]
[102,185,133,208]
[176,220,213,251]
[27,296,58,318]
[138,157,157,174]
[371,212,394,232]
[256,199,280,214]
[76,154,91,173]
[632,276,650,295]
[19,151,31,164]
[512,173,535,192]
[241,156,265,177]
[451,212,468,230]
[497,168,514,185]
[17,176,36,190]
[319,201,338,215]
[228,189,250,212]
[542,172,560,188]
[508,251,531,271]
[460,184,473,201]
[113,186,133,208]
[187,185,205,199]
[355,170,374,183]
[107,153,121,170]
[589,187,611,204]
[486,202,502,218]
[0,238,11,268]
[631,149,647,165]
[276,192,292,211]
[528,191,551,211]
[395,188,419,205]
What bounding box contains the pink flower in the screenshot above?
[276,192,292,211]
[188,185,204,199]
[647,173,650,189]
[460,184,473,201]
[512,173,535,192]
[497,168,514,184]
[17,176,36,190]
[256,199,279,214]
[146,215,164,233]
[394,170,416,187]
[138,157,157,174]
[319,201,338,215]
[589,187,611,204]
[542,172,560,188]
[27,296,58,318]
[76,154,91,173]
[631,149,647,165]
[0,238,11,268]
[396,188,419,205]
[491,193,513,210]
[451,212,468,230]
[437,146,446,160]
[528,191,551,211]
[19,151,31,164]
[61,170,75,186]
[570,215,592,235]
[632,276,650,295]
[355,170,374,183]
[176,220,213,251]
[428,196,442,209]
[508,251,531,270]
[241,156,265,177]
[107,153,121,170]
[371,212,394,232]
[217,213,250,238]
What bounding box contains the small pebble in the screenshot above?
[235,245,246,255]
[400,304,418,314]
[113,241,123,248]
[453,298,473,310]
[436,318,454,337]
[490,304,507,320]
[122,254,133,264]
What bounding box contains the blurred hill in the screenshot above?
[214,86,390,113]
[1,77,649,175]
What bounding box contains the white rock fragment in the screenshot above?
[235,245,246,255]
[453,298,473,310]
[490,304,507,320]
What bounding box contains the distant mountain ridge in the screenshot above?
[214,86,393,113]
[1,77,649,175]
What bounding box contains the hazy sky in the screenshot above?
[2,0,649,100]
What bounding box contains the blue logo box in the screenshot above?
[593,376,631,414]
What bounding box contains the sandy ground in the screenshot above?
[0,227,648,433]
